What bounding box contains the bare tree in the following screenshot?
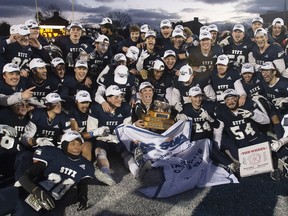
[103,11,132,28]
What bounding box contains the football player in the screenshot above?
[186,31,223,82]
[249,28,287,77]
[222,24,254,72]
[0,131,94,215]
[26,58,59,108]
[172,64,215,112]
[53,21,94,74]
[215,89,271,160]
[69,90,115,186]
[95,64,136,111]
[0,24,50,75]
[210,54,247,106]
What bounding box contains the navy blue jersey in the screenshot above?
[0,107,29,147]
[86,47,112,78]
[68,106,88,133]
[140,47,162,71]
[252,43,285,66]
[140,71,173,100]
[0,77,28,95]
[116,38,140,54]
[182,101,217,141]
[53,35,94,71]
[60,75,94,105]
[241,72,265,97]
[210,68,241,102]
[156,35,172,50]
[26,75,59,104]
[98,70,136,103]
[216,103,262,143]
[187,45,223,82]
[161,43,188,69]
[262,77,288,102]
[0,40,50,72]
[173,76,210,104]
[29,108,71,143]
[223,40,254,71]
[89,103,131,132]
[0,41,33,71]
[33,146,94,200]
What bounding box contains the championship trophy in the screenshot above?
[142,100,174,130]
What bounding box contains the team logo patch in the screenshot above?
[79,164,86,170]
[35,149,42,155]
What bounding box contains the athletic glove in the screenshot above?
[0,125,17,137]
[174,103,183,113]
[272,97,288,108]
[200,109,215,122]
[227,162,240,173]
[175,113,188,121]
[32,187,55,210]
[219,36,231,47]
[90,126,110,137]
[270,137,288,152]
[35,137,54,147]
[138,50,150,62]
[77,196,88,211]
[237,109,253,119]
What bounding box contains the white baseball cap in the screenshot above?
[75,90,92,102]
[45,92,65,104]
[69,21,83,29]
[260,61,275,70]
[51,57,65,67]
[199,31,212,40]
[208,24,218,32]
[75,60,88,68]
[172,28,185,38]
[140,24,150,33]
[126,46,139,61]
[160,19,172,28]
[189,86,203,97]
[145,30,156,39]
[224,89,239,99]
[241,63,254,74]
[152,60,165,71]
[29,58,47,69]
[114,65,128,85]
[106,85,123,97]
[254,28,267,37]
[95,34,109,44]
[272,17,284,26]
[200,26,209,34]
[25,19,39,28]
[252,16,263,24]
[139,81,154,91]
[114,53,127,62]
[178,65,193,82]
[61,131,83,144]
[175,25,184,31]
[100,17,113,25]
[162,49,176,59]
[233,24,245,32]
[10,25,19,35]
[17,24,30,36]
[216,54,229,66]
[3,63,20,73]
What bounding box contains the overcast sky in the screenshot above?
[0,0,286,28]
